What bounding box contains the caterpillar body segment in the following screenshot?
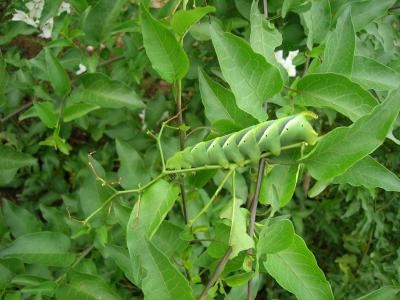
[166,114,318,169]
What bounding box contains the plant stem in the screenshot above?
[174,79,189,224]
[188,168,234,226]
[199,246,233,300]
[247,158,266,300]
[0,101,33,124]
[263,0,268,18]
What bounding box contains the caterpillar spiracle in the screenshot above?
[166,113,318,169]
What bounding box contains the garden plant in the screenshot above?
[1,0,400,299]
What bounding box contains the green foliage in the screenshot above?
[1,0,400,299]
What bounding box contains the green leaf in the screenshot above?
[350,0,397,31]
[82,0,127,44]
[258,219,295,255]
[259,164,300,208]
[198,69,257,127]
[103,245,135,284]
[250,1,282,65]
[33,102,58,128]
[304,88,400,180]
[0,232,75,267]
[116,139,150,189]
[356,286,400,300]
[210,23,282,121]
[220,199,254,258]
[63,103,100,122]
[301,0,331,49]
[70,73,144,110]
[332,156,400,192]
[128,180,179,238]
[2,200,42,238]
[296,73,378,121]
[56,272,121,300]
[140,5,189,82]
[171,6,216,39]
[0,170,18,187]
[151,221,189,257]
[319,7,354,76]
[282,0,309,17]
[0,145,36,170]
[351,56,400,91]
[224,272,254,288]
[265,234,333,300]
[140,237,195,300]
[78,165,114,226]
[40,0,63,24]
[44,48,71,98]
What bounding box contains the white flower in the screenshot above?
[58,1,71,15]
[11,9,38,27]
[39,18,53,39]
[76,64,87,75]
[274,50,299,77]
[26,0,44,19]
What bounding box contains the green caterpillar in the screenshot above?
[166,113,318,169]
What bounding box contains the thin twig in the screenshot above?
[247,158,266,300]
[199,246,233,300]
[97,55,125,68]
[0,101,33,123]
[55,244,94,283]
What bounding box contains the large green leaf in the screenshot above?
[351,56,400,91]
[210,23,282,121]
[0,232,75,267]
[2,200,42,238]
[141,237,194,300]
[33,102,58,128]
[303,88,400,180]
[220,198,253,258]
[128,179,179,238]
[198,69,257,127]
[69,73,144,110]
[82,0,127,44]
[171,6,215,39]
[301,0,331,49]
[319,7,354,76]
[332,155,400,192]
[127,179,180,283]
[258,219,295,256]
[141,5,189,82]
[259,164,300,208]
[127,180,193,299]
[56,272,121,300]
[116,139,150,190]
[356,286,400,300]
[350,0,397,31]
[249,1,282,66]
[264,234,333,300]
[0,145,36,186]
[63,103,100,122]
[296,73,378,121]
[0,145,36,170]
[44,48,71,98]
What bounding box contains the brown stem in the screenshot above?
[199,246,233,300]
[247,158,266,300]
[1,101,33,124]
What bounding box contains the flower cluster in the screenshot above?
[274,50,299,77]
[12,0,71,39]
